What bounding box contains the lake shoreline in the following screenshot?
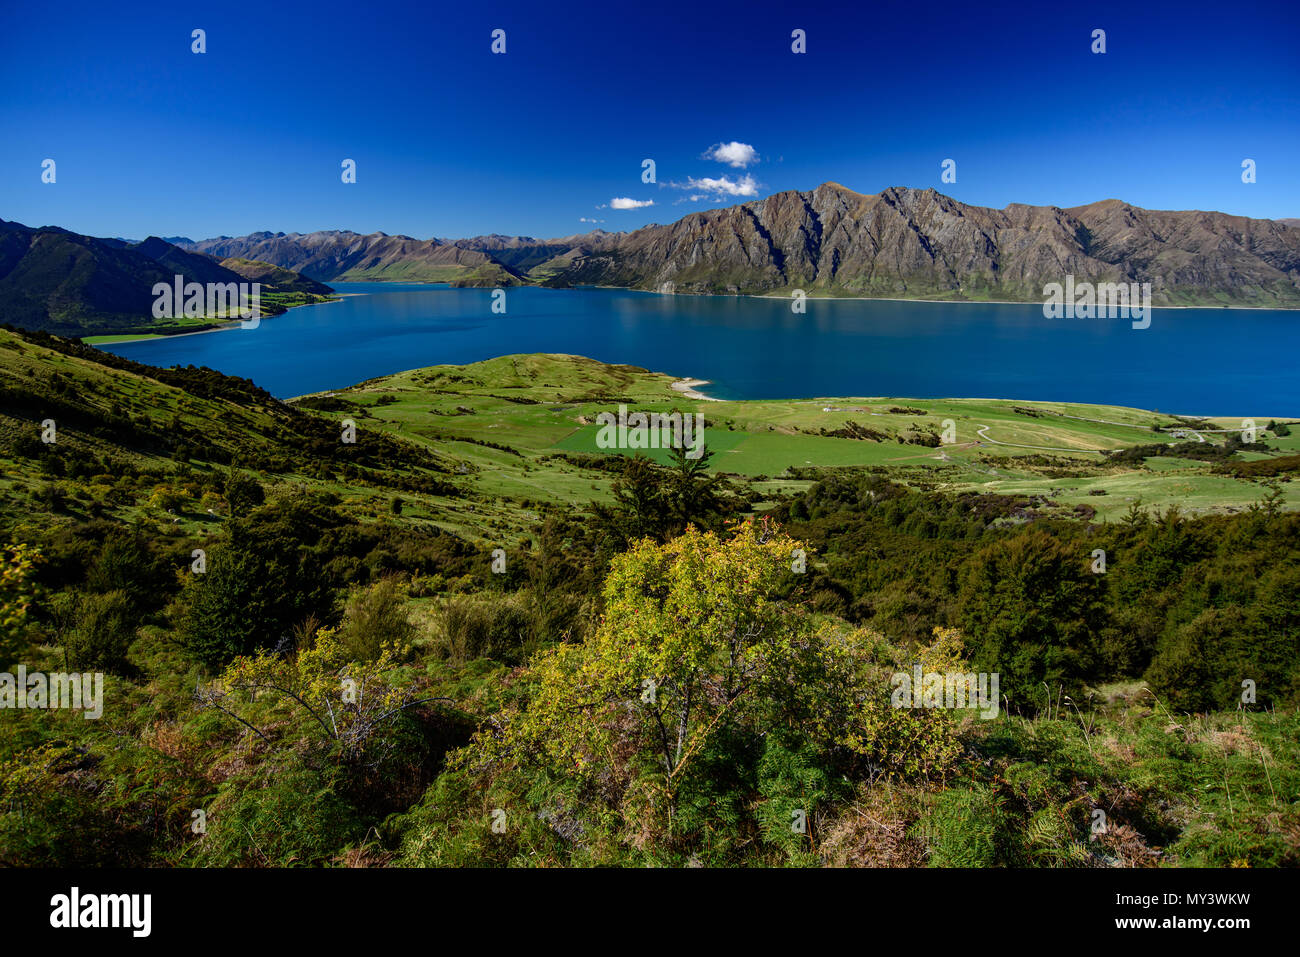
[84,294,353,346]
[671,378,722,402]
[90,282,1296,346]
[99,284,1300,416]
[558,281,1300,311]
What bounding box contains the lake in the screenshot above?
[100,283,1300,415]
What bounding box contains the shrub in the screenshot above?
[176,509,335,666]
[64,590,136,673]
[431,593,539,666]
[337,576,416,661]
[192,763,360,867]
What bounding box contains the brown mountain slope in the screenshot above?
[218,258,334,295]
[547,184,1300,306]
[187,230,526,284]
[179,186,1300,306]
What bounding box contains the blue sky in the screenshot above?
[1,0,1296,241]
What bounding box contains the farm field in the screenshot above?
[316,353,1297,530]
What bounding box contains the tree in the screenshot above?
[664,444,729,536]
[957,530,1105,711]
[65,590,136,673]
[177,515,334,667]
[470,522,819,786]
[0,543,39,662]
[457,519,967,864]
[593,454,668,545]
[198,626,443,766]
[480,523,873,780]
[223,472,265,516]
[148,485,185,513]
[85,529,168,613]
[594,447,737,548]
[1260,481,1285,519]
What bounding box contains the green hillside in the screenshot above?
[0,222,335,337]
[313,352,1298,527]
[1,331,1297,870]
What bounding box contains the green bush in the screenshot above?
[64,589,135,673]
[337,575,416,661]
[431,593,540,666]
[193,763,360,867]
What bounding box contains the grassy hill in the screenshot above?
[218,257,335,296]
[0,327,462,541]
[310,352,1298,529]
[2,328,1294,549]
[2,332,1298,870]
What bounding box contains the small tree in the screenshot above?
[957,529,1106,711]
[458,519,968,860]
[596,454,668,544]
[148,485,185,513]
[65,590,136,673]
[223,472,265,516]
[665,444,730,536]
[198,626,444,765]
[469,521,849,791]
[337,575,416,661]
[177,533,332,667]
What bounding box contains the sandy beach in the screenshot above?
[671,378,722,401]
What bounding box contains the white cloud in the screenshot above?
[703,141,758,168]
[579,217,606,223]
[609,197,655,210]
[683,174,760,199]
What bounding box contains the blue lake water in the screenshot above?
[100,283,1300,415]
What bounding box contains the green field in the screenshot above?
[2,332,1294,548]
[80,333,169,344]
[302,353,1296,532]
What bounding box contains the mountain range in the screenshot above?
[550,184,1300,306]
[179,184,1300,307]
[3,184,1298,337]
[0,220,333,335]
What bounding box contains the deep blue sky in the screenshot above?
[1,0,1296,242]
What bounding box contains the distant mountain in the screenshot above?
[0,221,333,335]
[8,184,1295,336]
[134,236,248,287]
[179,227,622,286]
[216,258,333,296]
[183,230,530,285]
[549,184,1300,307]
[182,187,1300,307]
[104,236,193,245]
